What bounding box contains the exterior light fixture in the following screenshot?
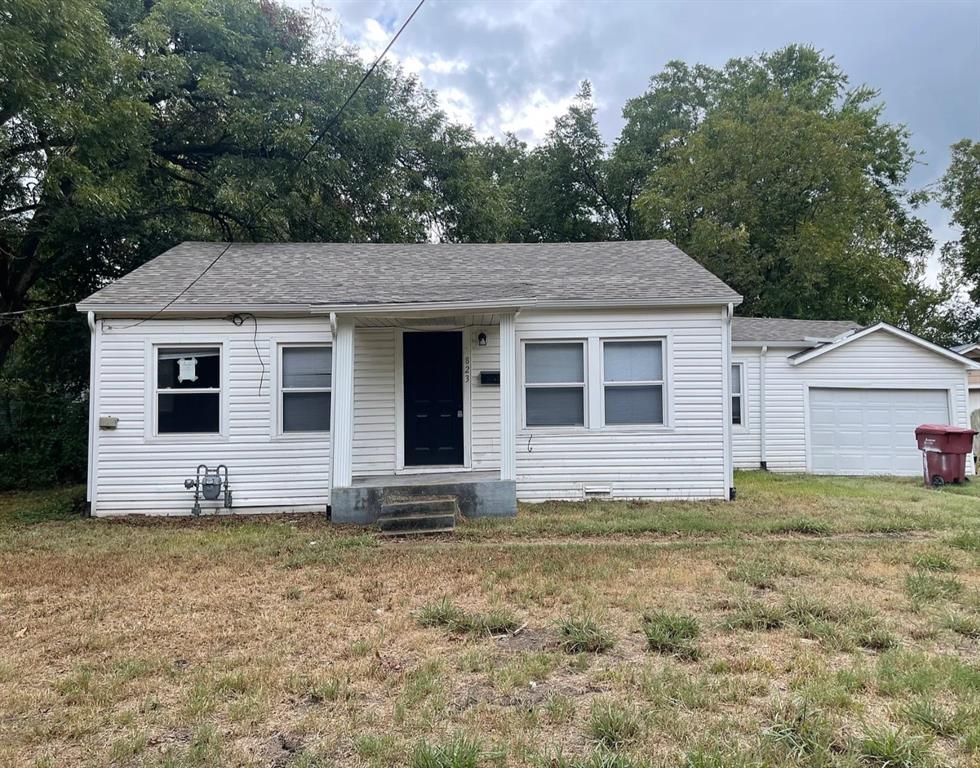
[478,332,487,346]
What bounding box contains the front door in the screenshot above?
[403,331,464,466]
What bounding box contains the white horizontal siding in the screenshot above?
[470,326,501,470]
[92,316,331,516]
[514,308,728,501]
[351,328,397,475]
[732,351,762,469]
[763,330,972,473]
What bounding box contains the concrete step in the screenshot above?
[377,513,457,535]
[378,496,458,519]
[377,495,459,536]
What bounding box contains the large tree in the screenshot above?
[0,0,499,366]
[939,140,980,300]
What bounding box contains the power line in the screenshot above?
[0,301,77,318]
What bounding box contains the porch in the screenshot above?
[327,311,519,524]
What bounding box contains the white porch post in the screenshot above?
[331,315,355,489]
[499,312,517,481]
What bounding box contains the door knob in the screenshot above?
[457,410,463,418]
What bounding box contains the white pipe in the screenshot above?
[760,344,768,470]
[86,312,97,511]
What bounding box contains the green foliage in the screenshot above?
[640,610,701,659]
[555,614,616,653]
[725,600,787,631]
[410,734,483,768]
[587,699,642,748]
[414,597,520,637]
[939,140,980,309]
[855,726,934,768]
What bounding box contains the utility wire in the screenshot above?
[0,301,77,318]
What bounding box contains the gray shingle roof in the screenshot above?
[78,240,741,311]
[733,317,862,343]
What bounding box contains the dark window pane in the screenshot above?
[604,385,663,425]
[158,348,220,389]
[526,343,584,384]
[158,393,220,433]
[526,387,584,426]
[732,395,742,425]
[283,391,331,432]
[283,347,332,389]
[604,341,662,382]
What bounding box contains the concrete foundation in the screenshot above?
[331,471,517,525]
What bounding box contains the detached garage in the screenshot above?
[732,320,978,477]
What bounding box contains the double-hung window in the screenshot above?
[156,347,221,434]
[602,340,664,426]
[524,342,585,427]
[731,363,744,425]
[280,345,332,432]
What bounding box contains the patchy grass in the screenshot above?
[640,611,701,660]
[1,472,978,767]
[556,614,616,654]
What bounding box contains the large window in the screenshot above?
[731,363,743,425]
[524,342,585,427]
[602,340,664,426]
[156,347,220,434]
[280,345,332,432]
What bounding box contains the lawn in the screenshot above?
[0,472,977,767]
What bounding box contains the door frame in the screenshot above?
[394,328,471,474]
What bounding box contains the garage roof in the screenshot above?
[732,317,861,343]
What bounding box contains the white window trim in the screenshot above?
[148,342,226,440]
[521,339,587,429]
[277,342,332,437]
[731,361,746,430]
[599,338,667,428]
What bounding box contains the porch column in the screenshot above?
[499,312,517,481]
[331,316,355,489]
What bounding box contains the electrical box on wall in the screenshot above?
[479,370,500,386]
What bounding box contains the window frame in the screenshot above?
[599,338,666,428]
[151,342,224,438]
[521,339,588,429]
[731,361,745,428]
[277,342,333,436]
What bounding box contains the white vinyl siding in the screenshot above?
[90,316,332,516]
[733,330,972,475]
[514,307,727,501]
[731,352,763,468]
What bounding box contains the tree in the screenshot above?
[939,140,980,301]
[634,46,946,331]
[0,0,492,367]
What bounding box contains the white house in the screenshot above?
[732,318,978,476]
[77,241,979,524]
[77,240,743,522]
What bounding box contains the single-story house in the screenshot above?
[77,240,979,521]
[733,318,978,476]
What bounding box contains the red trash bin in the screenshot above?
[914,424,977,487]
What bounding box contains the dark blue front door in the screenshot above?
[403,331,464,466]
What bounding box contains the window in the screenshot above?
[156,347,220,434]
[524,342,585,426]
[602,340,664,425]
[280,345,332,432]
[731,363,743,425]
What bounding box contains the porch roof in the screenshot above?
[78,240,742,314]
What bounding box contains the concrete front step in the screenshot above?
[377,495,459,535]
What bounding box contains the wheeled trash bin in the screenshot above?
[914,424,977,487]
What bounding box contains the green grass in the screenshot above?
[904,570,964,607]
[415,597,521,637]
[855,725,934,768]
[724,600,787,631]
[410,734,484,768]
[587,699,642,749]
[555,614,616,653]
[640,611,701,660]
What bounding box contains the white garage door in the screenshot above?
[809,388,949,475]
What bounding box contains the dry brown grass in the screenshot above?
[0,474,978,767]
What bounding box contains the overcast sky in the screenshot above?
[315,0,980,279]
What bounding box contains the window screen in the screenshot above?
[602,340,664,426]
[281,346,331,432]
[524,342,585,427]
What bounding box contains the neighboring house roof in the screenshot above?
[732,317,861,344]
[789,323,980,369]
[952,342,980,359]
[77,240,742,313]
